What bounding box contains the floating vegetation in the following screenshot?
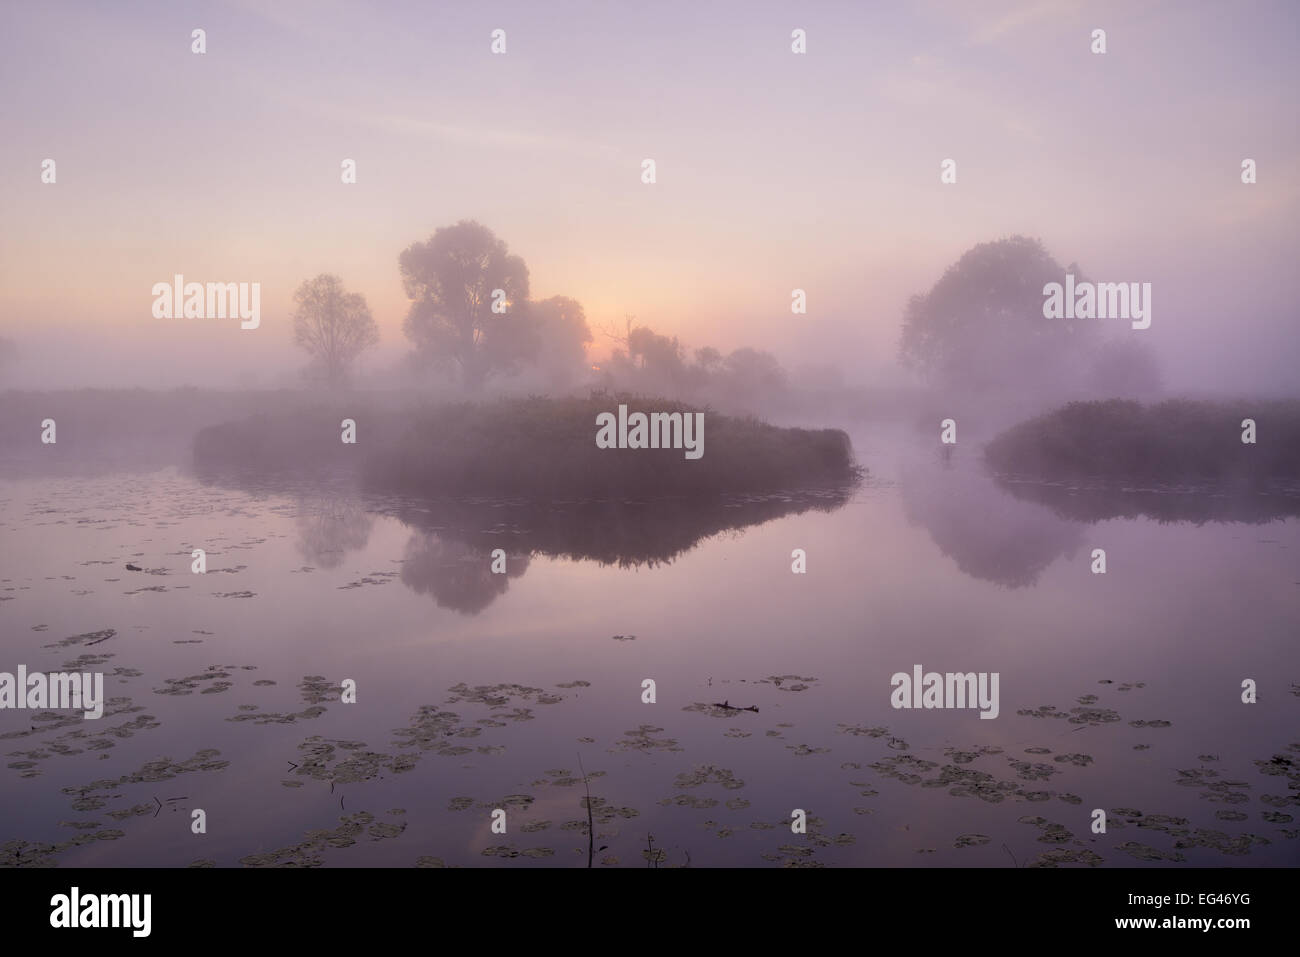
[390,704,476,756]
[1017,704,1121,726]
[4,709,157,778]
[1260,793,1299,807]
[445,683,557,708]
[225,676,329,725]
[1115,841,1186,862]
[787,744,830,757]
[154,665,249,696]
[760,675,818,691]
[1053,753,1094,767]
[673,765,745,790]
[581,796,639,823]
[955,833,991,848]
[1255,750,1299,782]
[289,736,411,785]
[496,794,534,808]
[298,675,337,704]
[683,702,758,718]
[337,572,398,590]
[1007,760,1059,781]
[837,724,894,739]
[659,795,719,809]
[870,754,939,786]
[1018,816,1076,845]
[1028,847,1104,868]
[239,811,405,867]
[610,725,682,753]
[1173,767,1252,804]
[44,628,117,650]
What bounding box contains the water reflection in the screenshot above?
[901,466,1085,588]
[197,466,858,613]
[903,454,1300,587]
[994,477,1300,525]
[295,495,375,570]
[400,533,530,615]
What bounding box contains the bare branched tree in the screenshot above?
[292,274,380,389]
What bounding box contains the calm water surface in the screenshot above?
[2,428,1297,867]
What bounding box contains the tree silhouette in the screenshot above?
[720,347,786,398]
[291,274,379,388]
[898,236,1098,392]
[527,295,593,390]
[399,220,532,390]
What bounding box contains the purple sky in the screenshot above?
[2,0,1297,390]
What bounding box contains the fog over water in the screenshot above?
[1,0,1297,871]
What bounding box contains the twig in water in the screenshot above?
[577,752,594,869]
[1003,843,1019,868]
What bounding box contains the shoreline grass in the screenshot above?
[984,398,1300,482]
[193,394,862,498]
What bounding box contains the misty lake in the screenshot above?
[2,426,1297,867]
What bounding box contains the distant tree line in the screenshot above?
[290,219,789,399]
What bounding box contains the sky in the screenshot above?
[1,0,1297,390]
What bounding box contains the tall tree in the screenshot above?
[399,220,532,390]
[528,295,593,390]
[898,236,1098,392]
[291,274,379,388]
